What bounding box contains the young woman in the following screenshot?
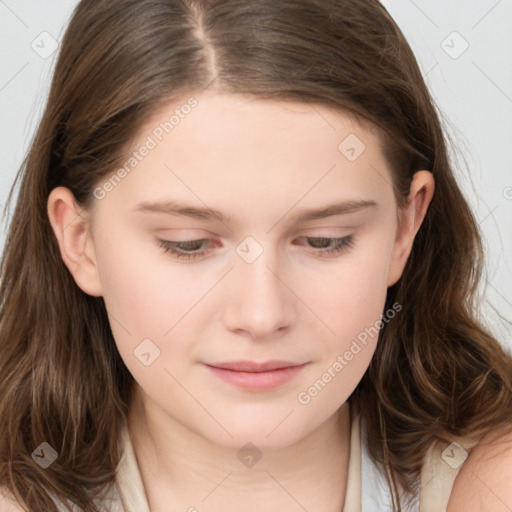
[1,1,512,511]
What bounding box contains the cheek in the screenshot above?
[94,234,198,387]
[295,259,390,408]
[96,229,205,337]
[303,250,391,380]
[306,250,390,331]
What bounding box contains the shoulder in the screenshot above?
[0,487,27,511]
[447,427,512,512]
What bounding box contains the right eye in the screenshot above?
[295,235,355,257]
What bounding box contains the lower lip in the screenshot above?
[205,363,309,390]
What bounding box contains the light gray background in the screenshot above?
[1,1,511,349]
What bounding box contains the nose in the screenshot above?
[222,248,295,339]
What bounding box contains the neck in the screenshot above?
[127,387,352,512]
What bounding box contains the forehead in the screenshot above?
[128,92,388,171]
[135,92,380,149]
[96,92,395,222]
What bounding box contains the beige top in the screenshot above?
[101,414,478,512]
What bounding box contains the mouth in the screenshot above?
[203,360,310,390]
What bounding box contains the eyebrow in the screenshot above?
[134,198,378,224]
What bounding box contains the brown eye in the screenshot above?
[300,235,354,255]
[157,238,213,261]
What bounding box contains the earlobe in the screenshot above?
[47,187,103,297]
[387,170,435,287]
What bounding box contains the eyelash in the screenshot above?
[156,235,355,261]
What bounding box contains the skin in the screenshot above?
[47,91,434,512]
[447,426,512,512]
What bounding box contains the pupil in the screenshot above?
[309,237,330,249]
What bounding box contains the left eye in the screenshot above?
[157,238,215,261]
[156,235,355,261]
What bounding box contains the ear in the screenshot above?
[47,186,103,297]
[387,170,435,288]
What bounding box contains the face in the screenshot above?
[48,91,433,451]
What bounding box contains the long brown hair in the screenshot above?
[2,1,512,510]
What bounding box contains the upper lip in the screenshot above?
[205,360,308,372]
